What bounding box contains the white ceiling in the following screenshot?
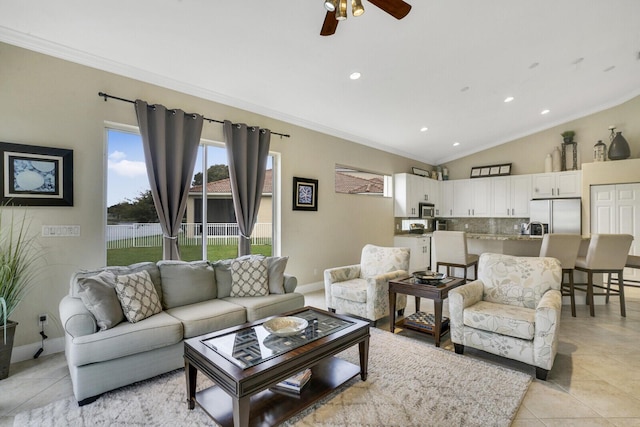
[1,0,639,165]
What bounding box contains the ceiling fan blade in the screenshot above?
[367,0,411,19]
[320,10,338,36]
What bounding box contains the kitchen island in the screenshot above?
[466,233,544,257]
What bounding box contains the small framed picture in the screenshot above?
[412,167,429,177]
[293,177,318,211]
[499,164,512,175]
[480,167,490,176]
[470,168,481,177]
[0,142,73,206]
[490,166,500,175]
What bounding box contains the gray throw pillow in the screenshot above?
[266,256,288,294]
[76,271,125,331]
[115,270,162,323]
[230,256,269,297]
[157,260,216,309]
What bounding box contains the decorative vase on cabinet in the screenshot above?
[551,147,561,172]
[608,131,630,160]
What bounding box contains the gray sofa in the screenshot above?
[58,258,304,405]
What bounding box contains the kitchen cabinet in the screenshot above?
[394,173,439,217]
[440,180,454,217]
[591,183,640,281]
[491,175,532,217]
[532,171,581,198]
[453,178,491,217]
[394,235,431,272]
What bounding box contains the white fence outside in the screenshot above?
[107,223,272,249]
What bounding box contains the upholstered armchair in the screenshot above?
[324,244,410,324]
[449,253,562,380]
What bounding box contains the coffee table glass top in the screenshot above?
[201,309,354,369]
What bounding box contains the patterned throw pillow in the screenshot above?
[115,270,162,323]
[230,256,269,297]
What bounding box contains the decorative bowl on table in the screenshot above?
[412,270,446,285]
[263,316,308,337]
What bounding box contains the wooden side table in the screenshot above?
[389,277,465,347]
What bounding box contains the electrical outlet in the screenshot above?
[38,314,48,326]
[514,224,519,230]
[313,268,318,276]
[465,224,469,229]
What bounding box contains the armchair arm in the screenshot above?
[324,264,361,309]
[366,269,409,320]
[533,289,562,370]
[448,280,484,344]
[59,295,97,338]
[283,274,298,294]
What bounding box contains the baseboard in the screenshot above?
[296,281,324,293]
[11,337,65,363]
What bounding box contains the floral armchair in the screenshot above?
[449,253,562,380]
[324,244,410,324]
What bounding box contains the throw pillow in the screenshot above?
[230,256,269,297]
[76,270,125,331]
[266,256,289,294]
[115,270,162,323]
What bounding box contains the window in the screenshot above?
[335,164,392,197]
[106,126,279,265]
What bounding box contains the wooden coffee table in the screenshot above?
[184,307,370,427]
[389,277,465,347]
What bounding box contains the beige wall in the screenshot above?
[0,43,432,346]
[444,96,640,179]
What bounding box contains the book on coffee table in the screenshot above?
[271,368,311,393]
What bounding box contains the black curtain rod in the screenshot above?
[98,92,291,138]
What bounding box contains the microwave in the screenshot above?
[419,203,435,219]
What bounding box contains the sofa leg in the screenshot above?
[78,394,102,406]
[397,309,404,316]
[327,307,336,313]
[454,343,464,354]
[535,367,549,381]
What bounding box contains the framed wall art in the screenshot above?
[470,163,512,179]
[0,142,74,206]
[293,176,318,211]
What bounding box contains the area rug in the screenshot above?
[13,328,530,427]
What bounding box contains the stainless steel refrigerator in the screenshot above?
[529,198,581,234]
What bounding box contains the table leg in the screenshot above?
[415,296,421,312]
[359,336,369,381]
[232,396,250,427]
[434,299,443,347]
[185,360,197,410]
[389,290,397,333]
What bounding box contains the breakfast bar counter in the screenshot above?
[466,233,544,257]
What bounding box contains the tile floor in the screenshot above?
[1,287,639,426]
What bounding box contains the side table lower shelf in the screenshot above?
[194,357,360,427]
[396,311,450,338]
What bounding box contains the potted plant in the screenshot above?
[561,130,575,144]
[0,206,42,380]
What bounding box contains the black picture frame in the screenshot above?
[470,163,512,178]
[293,177,318,211]
[0,142,74,206]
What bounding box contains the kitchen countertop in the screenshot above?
[466,233,542,241]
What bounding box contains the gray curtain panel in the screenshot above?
[135,100,203,260]
[223,120,271,256]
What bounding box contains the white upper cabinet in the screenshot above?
[394,173,440,217]
[452,178,491,217]
[492,175,532,217]
[440,180,454,217]
[532,171,581,198]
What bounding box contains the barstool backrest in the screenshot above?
[433,231,468,265]
[539,233,582,269]
[584,234,633,270]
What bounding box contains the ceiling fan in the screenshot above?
[320,0,412,36]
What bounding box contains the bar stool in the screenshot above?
[621,255,640,289]
[433,231,479,282]
[574,234,634,317]
[539,233,582,317]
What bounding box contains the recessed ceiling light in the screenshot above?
[420,127,428,132]
[504,96,514,103]
[541,109,550,115]
[349,72,361,80]
[453,142,460,147]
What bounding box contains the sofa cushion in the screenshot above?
[230,256,269,297]
[67,311,182,366]
[223,292,306,322]
[330,278,367,303]
[463,300,535,340]
[76,271,124,331]
[165,299,247,338]
[71,262,162,301]
[115,270,163,323]
[267,256,288,294]
[157,260,216,309]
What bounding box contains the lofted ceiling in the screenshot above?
[1,0,639,165]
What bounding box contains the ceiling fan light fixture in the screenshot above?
[324,0,337,12]
[352,0,365,17]
[336,0,347,20]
